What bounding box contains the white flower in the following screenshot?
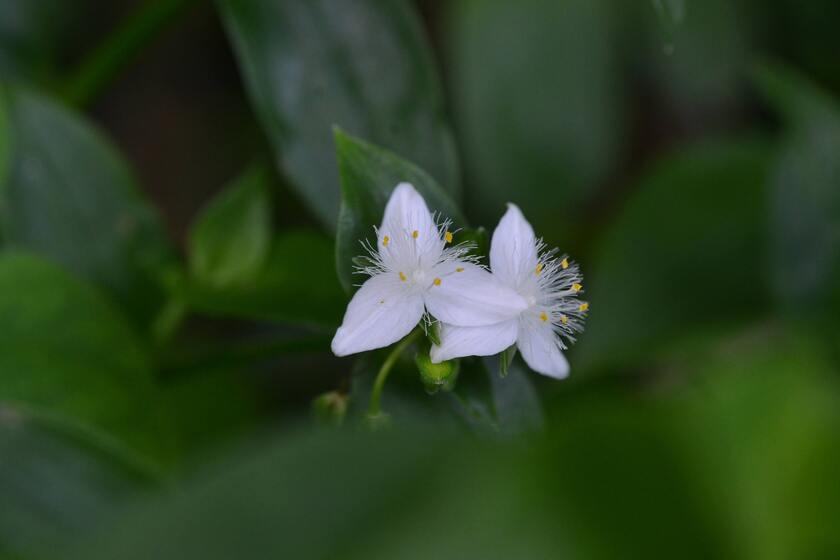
[331,183,527,357]
[430,204,588,378]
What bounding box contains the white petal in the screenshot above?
[331,273,424,357]
[379,183,440,241]
[517,321,570,379]
[430,320,519,363]
[489,203,538,288]
[423,262,527,327]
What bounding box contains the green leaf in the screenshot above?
[186,231,344,328]
[640,0,760,110]
[0,0,75,83]
[0,92,9,196]
[188,165,270,288]
[447,0,625,240]
[651,0,686,30]
[334,129,465,292]
[76,403,725,559]
[216,0,460,230]
[0,252,169,462]
[82,429,469,560]
[575,138,773,370]
[658,326,840,558]
[499,345,517,378]
[161,367,263,459]
[754,63,840,324]
[0,87,174,328]
[0,406,154,560]
[485,356,543,435]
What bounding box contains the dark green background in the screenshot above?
[1,0,839,558]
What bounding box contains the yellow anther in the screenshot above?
[539,311,548,322]
[456,267,464,273]
[382,235,390,247]
[412,230,419,239]
[536,263,544,275]
[579,302,589,312]
[379,299,385,304]
[444,231,453,244]
[433,278,442,286]
[572,283,583,292]
[399,271,407,282]
[561,258,569,269]
[560,314,569,325]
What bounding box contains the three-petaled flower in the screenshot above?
[331,183,527,357]
[430,204,588,378]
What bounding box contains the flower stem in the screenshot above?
[62,0,200,107]
[367,329,422,418]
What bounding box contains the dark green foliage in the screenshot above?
[216,0,460,230]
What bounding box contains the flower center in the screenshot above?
[412,268,428,285]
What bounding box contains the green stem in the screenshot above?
[367,329,422,418]
[62,0,202,107]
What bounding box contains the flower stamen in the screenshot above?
[383,235,390,247]
[399,271,407,282]
[412,230,419,239]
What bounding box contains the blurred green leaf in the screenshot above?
[0,252,169,463]
[188,166,270,288]
[652,0,685,29]
[640,0,758,112]
[485,356,543,435]
[0,0,74,83]
[186,231,344,328]
[576,138,773,370]
[0,87,174,328]
[82,429,464,560]
[76,400,727,559]
[448,0,625,239]
[754,63,840,324]
[161,367,263,460]
[334,129,465,292]
[0,406,153,559]
[216,0,460,230]
[660,326,840,558]
[772,0,840,93]
[77,326,840,559]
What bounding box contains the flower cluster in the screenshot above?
[331,183,587,379]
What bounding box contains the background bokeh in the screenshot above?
[1,0,840,558]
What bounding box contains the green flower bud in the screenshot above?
[415,352,459,394]
[312,391,348,427]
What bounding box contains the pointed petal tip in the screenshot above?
[330,328,351,357]
[543,362,570,380]
[393,181,417,194]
